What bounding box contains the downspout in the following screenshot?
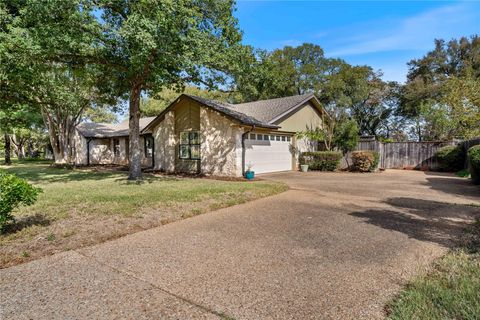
[241,125,255,177]
[86,138,92,166]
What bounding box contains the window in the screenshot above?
[281,136,286,141]
[276,136,281,141]
[249,133,256,140]
[179,131,200,160]
[113,139,120,157]
[270,135,275,141]
[264,135,269,140]
[287,136,291,142]
[144,136,154,158]
[257,134,263,140]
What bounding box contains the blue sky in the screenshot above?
[234,1,480,83]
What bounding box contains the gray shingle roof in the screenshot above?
[227,93,315,123]
[77,117,156,138]
[89,93,319,136]
[184,95,279,129]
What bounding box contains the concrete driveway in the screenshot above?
[1,170,479,319]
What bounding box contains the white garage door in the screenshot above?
[245,133,293,174]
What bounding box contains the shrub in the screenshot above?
[468,145,480,185]
[299,151,342,171]
[436,145,465,172]
[351,150,379,172]
[0,172,42,232]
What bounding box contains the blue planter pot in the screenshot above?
[245,171,255,180]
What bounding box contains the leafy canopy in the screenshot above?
[401,36,480,140]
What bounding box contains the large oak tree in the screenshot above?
[91,0,242,179]
[2,0,242,179]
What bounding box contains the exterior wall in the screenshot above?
[200,108,243,177]
[150,101,243,177]
[89,139,113,164]
[276,102,324,164]
[73,129,88,165]
[73,133,151,167]
[153,111,176,172]
[174,100,201,174]
[113,138,128,165]
[276,102,324,132]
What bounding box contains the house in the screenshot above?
[74,117,156,167]
[73,93,327,176]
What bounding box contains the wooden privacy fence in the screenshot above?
[341,137,480,170]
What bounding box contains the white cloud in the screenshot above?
[328,3,479,57]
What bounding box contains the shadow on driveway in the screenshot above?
[350,197,480,247]
[424,175,480,200]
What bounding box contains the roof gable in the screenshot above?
[142,94,280,133]
[226,93,316,124]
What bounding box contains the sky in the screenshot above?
[234,0,480,83]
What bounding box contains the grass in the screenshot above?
[0,160,287,268]
[387,220,480,319]
[455,169,471,178]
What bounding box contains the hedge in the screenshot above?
[299,151,342,171]
[468,145,480,185]
[351,150,380,172]
[435,145,465,172]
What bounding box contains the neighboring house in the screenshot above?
[74,93,327,176]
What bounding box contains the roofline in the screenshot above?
[269,93,328,124]
[77,117,156,139]
[79,132,152,139]
[141,94,279,133]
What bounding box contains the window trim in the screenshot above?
[179,131,201,160]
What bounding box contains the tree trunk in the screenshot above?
[4,133,11,165]
[128,86,143,180]
[46,128,70,164]
[42,108,73,164]
[27,138,33,158]
[12,134,25,159]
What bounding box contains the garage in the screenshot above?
[244,132,293,174]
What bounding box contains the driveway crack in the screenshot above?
[74,250,234,319]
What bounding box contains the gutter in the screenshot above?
[241,125,255,177]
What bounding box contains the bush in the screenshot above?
[351,150,380,172]
[299,151,342,171]
[468,145,480,185]
[0,172,42,232]
[436,145,465,172]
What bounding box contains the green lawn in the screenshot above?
[0,160,287,268]
[387,220,480,320]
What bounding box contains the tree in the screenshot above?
[234,43,328,102]
[442,74,480,139]
[85,1,242,180]
[0,1,95,163]
[3,134,11,165]
[234,43,396,144]
[141,86,231,117]
[400,36,480,140]
[333,119,359,155]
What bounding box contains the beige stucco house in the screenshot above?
[73,93,327,176]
